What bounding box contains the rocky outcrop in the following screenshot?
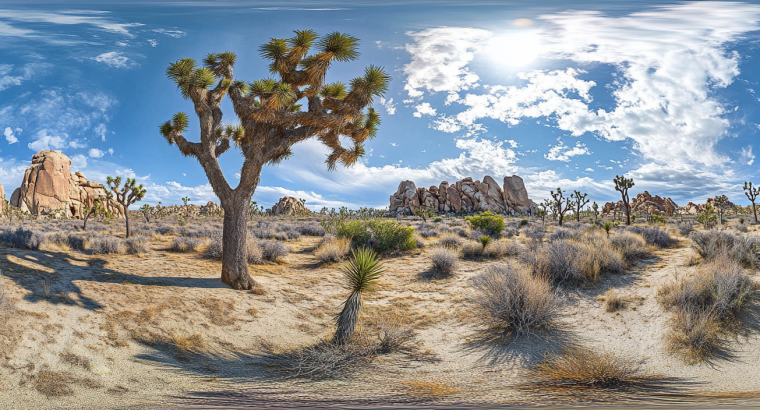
[270,196,311,216]
[8,150,123,219]
[388,175,537,216]
[602,191,679,216]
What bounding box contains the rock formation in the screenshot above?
[602,191,679,216]
[8,150,124,219]
[388,175,537,216]
[270,196,310,216]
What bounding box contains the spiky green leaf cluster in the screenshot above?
[320,82,347,99]
[318,32,360,62]
[159,112,189,138]
[341,246,384,295]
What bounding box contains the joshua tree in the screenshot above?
[83,196,110,231]
[140,204,154,223]
[334,247,384,345]
[550,188,575,227]
[106,176,146,238]
[713,195,733,225]
[613,175,634,226]
[744,182,759,224]
[182,196,191,215]
[571,190,590,222]
[159,31,389,290]
[698,204,717,229]
[592,201,599,223]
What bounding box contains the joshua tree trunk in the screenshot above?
[124,208,131,238]
[219,191,257,290]
[753,201,758,224]
[335,291,361,345]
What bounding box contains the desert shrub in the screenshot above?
[413,234,425,248]
[126,236,149,254]
[418,229,437,238]
[260,240,290,261]
[501,227,519,238]
[436,234,462,248]
[609,232,649,264]
[67,235,86,251]
[430,247,458,277]
[690,230,760,267]
[526,346,662,388]
[465,211,505,236]
[367,220,416,253]
[524,226,546,245]
[437,225,453,234]
[206,235,223,259]
[519,218,529,228]
[131,225,158,239]
[171,236,204,252]
[298,223,325,236]
[433,217,443,223]
[479,235,493,249]
[604,288,624,312]
[548,227,574,242]
[470,263,560,336]
[649,214,667,224]
[576,235,624,280]
[461,240,482,257]
[0,227,48,250]
[181,227,219,238]
[257,337,375,379]
[247,237,264,264]
[315,237,351,263]
[337,220,372,246]
[521,240,583,285]
[47,231,69,246]
[89,235,125,254]
[251,227,289,241]
[659,255,757,362]
[625,226,672,248]
[469,229,488,241]
[154,223,177,235]
[454,227,468,238]
[736,224,749,233]
[482,240,519,259]
[676,221,694,236]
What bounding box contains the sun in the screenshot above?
[485,30,543,68]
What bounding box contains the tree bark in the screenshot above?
[752,201,757,224]
[124,206,131,238]
[220,195,257,290]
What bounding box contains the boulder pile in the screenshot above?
[388,175,537,216]
[270,196,310,216]
[6,150,124,219]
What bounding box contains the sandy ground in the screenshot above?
[1,219,759,409]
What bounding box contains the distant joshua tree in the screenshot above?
[613,175,634,226]
[159,31,390,290]
[550,188,575,227]
[571,190,590,222]
[83,196,110,231]
[744,182,759,224]
[713,195,733,225]
[106,176,146,238]
[592,201,599,223]
[140,204,154,223]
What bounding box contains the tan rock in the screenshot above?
[272,196,310,216]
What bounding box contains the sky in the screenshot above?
[1,0,760,209]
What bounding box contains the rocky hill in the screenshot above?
[389,175,536,216]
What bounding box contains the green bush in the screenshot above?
[519,218,529,228]
[367,219,417,254]
[649,214,666,224]
[465,211,505,235]
[434,217,443,223]
[337,220,371,246]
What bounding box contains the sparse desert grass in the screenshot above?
[690,230,760,267]
[171,333,206,354]
[625,226,673,248]
[260,240,290,261]
[430,247,458,278]
[609,232,649,264]
[257,337,376,379]
[525,346,662,388]
[126,236,149,255]
[199,297,237,326]
[676,221,695,236]
[403,379,461,398]
[521,237,624,284]
[461,240,482,258]
[170,236,205,252]
[603,288,625,312]
[470,263,560,337]
[89,235,125,255]
[658,255,757,363]
[25,370,102,397]
[482,240,519,259]
[437,234,462,248]
[315,236,351,263]
[0,226,48,250]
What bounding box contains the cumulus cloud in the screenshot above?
[93,51,131,68]
[3,126,20,144]
[741,146,755,166]
[0,63,48,91]
[544,140,590,162]
[27,130,69,151]
[379,97,396,115]
[70,154,87,170]
[89,148,105,158]
[403,27,491,98]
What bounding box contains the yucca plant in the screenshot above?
[479,235,492,250]
[603,221,612,237]
[334,247,384,345]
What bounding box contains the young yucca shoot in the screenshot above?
[334,247,384,345]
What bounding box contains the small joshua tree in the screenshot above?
[613,175,634,226]
[182,196,191,215]
[744,182,759,224]
[83,196,110,231]
[713,195,733,225]
[550,188,575,227]
[159,31,389,290]
[140,204,154,223]
[592,201,599,223]
[106,176,146,238]
[334,247,384,345]
[571,190,590,222]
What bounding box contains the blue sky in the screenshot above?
[1,0,759,209]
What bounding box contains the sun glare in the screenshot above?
[486,30,542,67]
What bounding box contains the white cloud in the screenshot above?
[0,63,42,91]
[89,148,105,158]
[403,27,491,98]
[107,148,114,155]
[93,51,131,68]
[28,130,68,151]
[147,39,157,47]
[379,97,397,115]
[413,102,437,118]
[152,28,186,38]
[741,146,755,166]
[3,127,19,144]
[544,140,590,162]
[585,168,594,172]
[70,154,87,170]
[0,9,144,37]
[94,123,107,141]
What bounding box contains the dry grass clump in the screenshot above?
[521,237,623,285]
[482,240,519,259]
[170,236,204,252]
[171,333,206,354]
[125,236,149,255]
[625,226,673,248]
[0,226,48,250]
[690,230,760,267]
[430,247,458,278]
[26,370,102,397]
[603,288,625,312]
[470,263,560,337]
[525,346,661,388]
[257,336,376,379]
[461,240,482,257]
[676,221,694,236]
[315,236,351,263]
[260,240,290,261]
[609,232,649,265]
[436,234,462,248]
[658,255,757,363]
[89,235,125,255]
[403,379,461,398]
